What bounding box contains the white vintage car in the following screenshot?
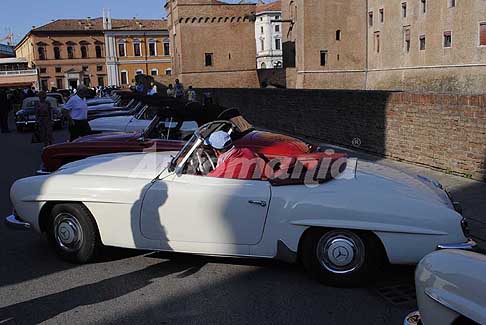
[405,250,486,325]
[89,104,198,134]
[6,121,475,286]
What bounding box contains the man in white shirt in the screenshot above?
[186,86,197,102]
[63,85,91,141]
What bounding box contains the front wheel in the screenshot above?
[47,203,101,264]
[301,228,384,287]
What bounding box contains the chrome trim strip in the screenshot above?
[437,238,477,250]
[36,169,51,175]
[5,215,31,230]
[15,121,36,125]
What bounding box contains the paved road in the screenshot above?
[0,118,419,324]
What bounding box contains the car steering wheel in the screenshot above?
[195,149,215,174]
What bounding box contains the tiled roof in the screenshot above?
[256,0,281,13]
[32,18,167,32]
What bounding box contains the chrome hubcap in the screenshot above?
[53,213,83,253]
[316,231,365,274]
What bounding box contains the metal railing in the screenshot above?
[0,69,38,76]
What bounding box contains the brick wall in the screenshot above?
[200,88,486,181]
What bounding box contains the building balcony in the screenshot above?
[0,69,38,87]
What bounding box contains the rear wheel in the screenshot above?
[301,228,384,287]
[47,203,101,263]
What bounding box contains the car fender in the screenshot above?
[415,250,486,325]
[10,173,158,249]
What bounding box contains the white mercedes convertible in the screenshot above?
[6,121,475,286]
[89,103,198,134]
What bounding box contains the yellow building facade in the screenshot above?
[103,16,172,87]
[15,17,172,90]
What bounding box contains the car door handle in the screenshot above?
[248,200,267,207]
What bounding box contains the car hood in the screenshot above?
[73,131,141,143]
[16,108,35,115]
[57,151,177,179]
[89,116,132,130]
[356,160,451,207]
[88,103,116,111]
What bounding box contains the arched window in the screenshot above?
[136,69,144,75]
[38,47,46,60]
[133,39,142,57]
[67,46,74,59]
[118,39,127,57]
[148,39,157,56]
[81,45,88,59]
[54,47,61,60]
[336,30,341,41]
[95,45,102,58]
[120,70,128,85]
[261,62,266,69]
[151,68,159,76]
[165,68,172,76]
[163,39,170,56]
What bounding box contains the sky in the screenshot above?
[0,0,167,44]
[0,0,248,45]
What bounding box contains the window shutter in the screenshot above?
[480,23,486,46]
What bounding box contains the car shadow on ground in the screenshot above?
[0,250,416,325]
[0,259,195,324]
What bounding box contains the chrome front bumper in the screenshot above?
[5,214,31,230]
[403,311,421,325]
[437,238,477,250]
[16,119,61,125]
[15,121,36,125]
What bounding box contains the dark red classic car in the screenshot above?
[40,127,320,173]
[40,108,340,174]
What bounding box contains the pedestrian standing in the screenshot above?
[174,79,185,99]
[0,89,11,133]
[166,84,175,97]
[34,91,54,146]
[186,86,197,102]
[64,86,91,142]
[148,84,158,96]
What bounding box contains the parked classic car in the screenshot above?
[88,99,144,120]
[89,96,188,133]
[7,120,475,287]
[404,250,485,325]
[39,110,313,173]
[15,96,67,132]
[47,93,66,108]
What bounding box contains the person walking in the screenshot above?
[64,86,91,142]
[34,91,54,146]
[174,79,185,99]
[166,84,175,97]
[0,89,11,133]
[186,86,197,102]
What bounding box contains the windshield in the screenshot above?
[22,97,58,109]
[47,94,63,103]
[170,120,235,170]
[135,105,148,120]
